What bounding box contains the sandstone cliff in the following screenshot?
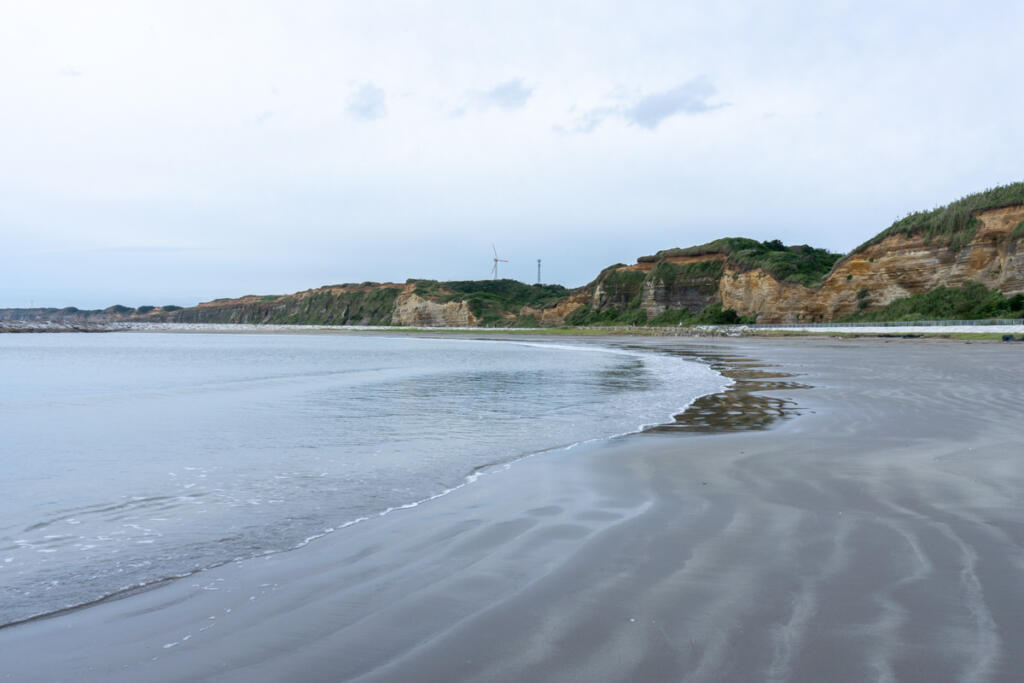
[573,202,1024,324]
[519,291,587,325]
[719,203,1024,322]
[391,287,478,326]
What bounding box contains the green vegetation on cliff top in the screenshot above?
[856,181,1024,252]
[639,238,842,288]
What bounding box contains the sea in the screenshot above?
[0,331,725,626]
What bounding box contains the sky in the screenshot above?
[2,1,1023,309]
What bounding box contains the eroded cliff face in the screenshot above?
[519,293,587,326]
[718,269,814,322]
[582,256,725,321]
[639,273,721,316]
[588,204,1024,324]
[719,204,1024,322]
[815,205,1024,319]
[391,288,478,327]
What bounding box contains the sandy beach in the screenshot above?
[3,336,1023,682]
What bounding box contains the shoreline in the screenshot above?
[0,336,736,631]
[4,336,1024,681]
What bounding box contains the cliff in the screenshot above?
[4,183,1024,328]
[720,203,1024,322]
[578,188,1024,324]
[570,239,841,325]
[391,288,478,327]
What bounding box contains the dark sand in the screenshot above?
[3,337,1023,682]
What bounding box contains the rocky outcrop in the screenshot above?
[584,258,725,315]
[391,288,478,327]
[639,263,724,316]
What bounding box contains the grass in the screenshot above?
[1011,220,1024,242]
[855,181,1024,252]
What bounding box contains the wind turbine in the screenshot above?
[491,244,509,280]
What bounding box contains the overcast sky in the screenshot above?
[2,1,1022,308]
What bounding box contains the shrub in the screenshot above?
[842,281,1023,321]
[513,314,539,328]
[856,288,870,310]
[692,303,747,324]
[565,306,647,326]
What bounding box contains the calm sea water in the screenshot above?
[0,332,724,625]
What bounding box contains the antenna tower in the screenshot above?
[537,259,541,284]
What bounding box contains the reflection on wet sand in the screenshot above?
[632,347,810,433]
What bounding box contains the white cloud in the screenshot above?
[559,77,725,133]
[625,76,724,129]
[346,83,386,121]
[474,79,532,110]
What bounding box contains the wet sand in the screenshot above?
[3,337,1024,682]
